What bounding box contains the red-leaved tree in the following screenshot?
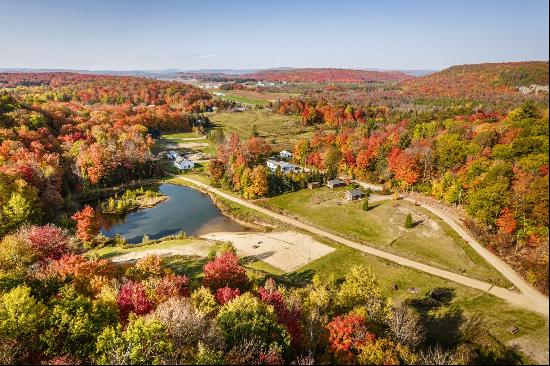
[22,224,69,260]
[496,207,518,235]
[117,281,155,321]
[203,252,248,290]
[326,314,376,363]
[258,278,302,348]
[154,274,190,303]
[215,286,241,305]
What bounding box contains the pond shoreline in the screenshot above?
[167,178,276,232]
[100,183,249,243]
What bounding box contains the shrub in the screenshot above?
[20,224,69,260]
[95,315,172,365]
[191,287,219,317]
[216,293,290,350]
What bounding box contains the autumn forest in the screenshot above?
[0,58,548,365]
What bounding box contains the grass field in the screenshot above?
[290,244,546,356]
[265,187,510,287]
[209,110,325,151]
[219,90,299,106]
[162,131,204,139]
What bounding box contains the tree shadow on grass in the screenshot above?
[164,255,207,279]
[277,269,316,287]
[406,287,463,347]
[365,202,384,211]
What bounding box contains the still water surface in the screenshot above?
[100,184,247,243]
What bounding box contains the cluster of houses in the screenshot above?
[265,150,304,174]
[166,151,195,170]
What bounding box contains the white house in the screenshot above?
[266,159,279,171]
[279,150,292,159]
[166,151,180,160]
[266,159,303,174]
[174,157,195,170]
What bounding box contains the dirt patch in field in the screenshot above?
[201,231,335,272]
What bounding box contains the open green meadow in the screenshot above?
[209,110,326,151]
[265,186,510,287]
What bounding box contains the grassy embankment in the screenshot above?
[264,186,511,287]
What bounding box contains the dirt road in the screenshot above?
[176,176,548,316]
[402,195,549,314]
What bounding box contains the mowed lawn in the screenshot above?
[291,244,547,358]
[266,187,510,287]
[210,110,325,151]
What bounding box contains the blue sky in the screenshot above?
[0,0,548,70]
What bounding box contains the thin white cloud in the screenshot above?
[199,54,214,59]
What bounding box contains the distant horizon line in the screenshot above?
[1,60,548,75]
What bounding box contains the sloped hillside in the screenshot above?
[402,61,549,99]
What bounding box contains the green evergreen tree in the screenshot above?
[405,213,413,229]
[362,198,369,211]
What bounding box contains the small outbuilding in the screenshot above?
[308,181,321,189]
[344,189,365,201]
[506,326,519,334]
[327,179,345,189]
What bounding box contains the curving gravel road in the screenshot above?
[176,176,549,316]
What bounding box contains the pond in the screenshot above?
[99,184,248,243]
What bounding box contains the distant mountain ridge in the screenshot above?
[244,68,414,83]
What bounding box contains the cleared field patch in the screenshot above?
[210,110,324,151]
[162,132,205,140]
[266,187,510,287]
[222,89,300,105]
[201,231,335,272]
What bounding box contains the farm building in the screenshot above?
[279,150,292,159]
[327,179,345,189]
[344,189,365,201]
[174,157,194,170]
[308,182,321,189]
